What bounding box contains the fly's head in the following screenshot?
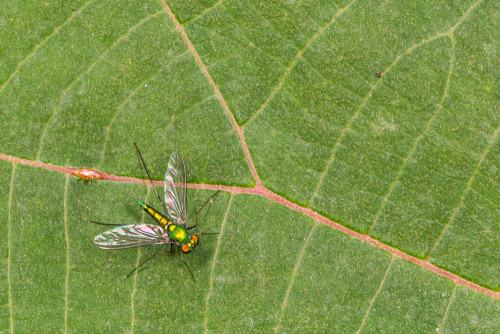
[180,234,199,254]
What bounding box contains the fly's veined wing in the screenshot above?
[164,152,187,226]
[94,224,170,250]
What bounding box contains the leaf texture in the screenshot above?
[0,0,498,332]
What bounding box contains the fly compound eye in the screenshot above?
[192,235,199,245]
[181,245,191,253]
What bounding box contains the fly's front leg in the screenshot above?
[180,251,195,281]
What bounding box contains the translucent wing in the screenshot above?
[164,152,187,226]
[94,224,170,250]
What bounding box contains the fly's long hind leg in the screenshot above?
[123,251,173,280]
[90,220,124,226]
[134,142,169,215]
[180,251,195,282]
[188,189,221,230]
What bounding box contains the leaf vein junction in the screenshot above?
[182,1,223,26]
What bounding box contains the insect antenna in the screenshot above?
[192,232,219,235]
[133,142,169,215]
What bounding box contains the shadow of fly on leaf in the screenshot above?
[90,143,220,281]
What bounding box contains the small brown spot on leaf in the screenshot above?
[72,168,104,180]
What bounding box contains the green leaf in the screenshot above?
[1,0,498,332]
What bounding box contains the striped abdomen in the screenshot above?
[137,201,170,228]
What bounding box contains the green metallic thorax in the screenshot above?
[167,224,189,244]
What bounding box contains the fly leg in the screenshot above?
[188,189,221,230]
[134,143,169,215]
[90,220,124,226]
[180,251,195,282]
[123,251,173,280]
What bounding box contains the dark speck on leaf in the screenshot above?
[375,72,382,78]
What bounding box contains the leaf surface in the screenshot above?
[0,0,498,332]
